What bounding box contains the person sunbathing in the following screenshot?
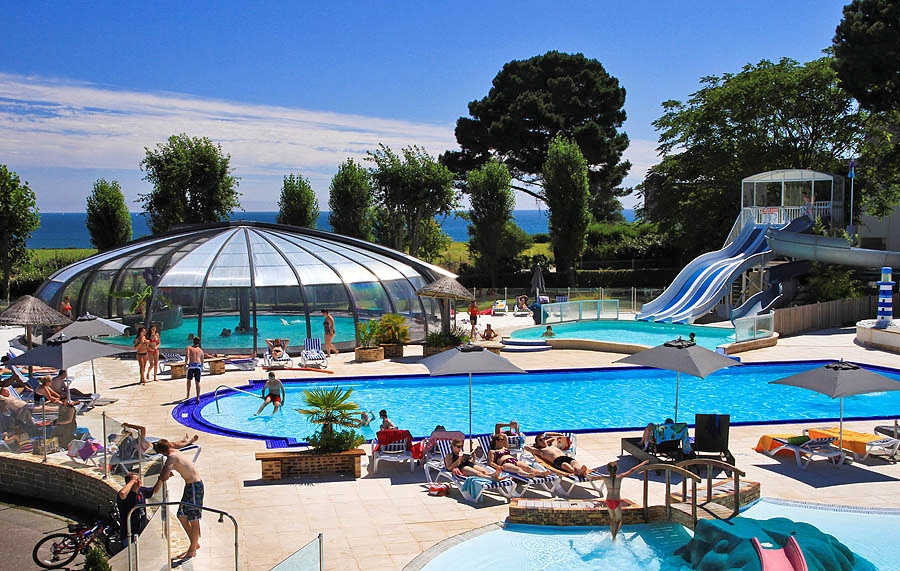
[121,422,199,453]
[525,432,589,477]
[488,433,551,478]
[444,439,503,480]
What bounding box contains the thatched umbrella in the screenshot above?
[0,295,71,348]
[0,295,72,382]
[416,276,475,335]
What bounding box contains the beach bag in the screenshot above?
[79,440,103,461]
[428,483,449,496]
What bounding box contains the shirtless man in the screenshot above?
[525,432,589,477]
[255,372,285,415]
[598,460,649,539]
[153,439,204,560]
[185,337,204,404]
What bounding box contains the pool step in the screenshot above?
[501,339,552,352]
[501,339,549,347]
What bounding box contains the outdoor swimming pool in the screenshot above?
[416,499,893,570]
[102,314,357,351]
[177,361,900,442]
[508,320,735,350]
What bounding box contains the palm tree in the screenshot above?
[297,386,363,451]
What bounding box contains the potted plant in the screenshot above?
[354,319,384,362]
[376,313,410,358]
[294,386,367,476]
[422,325,469,357]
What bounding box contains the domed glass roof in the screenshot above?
[36,222,453,353]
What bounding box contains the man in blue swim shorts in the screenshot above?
[153,439,204,560]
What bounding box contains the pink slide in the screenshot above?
[751,537,808,571]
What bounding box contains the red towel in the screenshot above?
[374,429,413,452]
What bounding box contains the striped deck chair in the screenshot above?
[479,434,562,497]
[300,338,327,369]
[424,440,518,502]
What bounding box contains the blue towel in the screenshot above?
[461,476,493,501]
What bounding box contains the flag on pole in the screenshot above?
[848,158,856,179]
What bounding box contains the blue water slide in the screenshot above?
[730,260,810,320]
[638,224,775,324]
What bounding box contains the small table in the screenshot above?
[168,362,186,379]
[206,357,226,375]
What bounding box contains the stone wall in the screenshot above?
[0,452,118,518]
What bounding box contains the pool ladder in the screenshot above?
[213,384,263,413]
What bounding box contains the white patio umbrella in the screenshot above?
[48,314,130,394]
[770,360,900,452]
[615,338,740,422]
[420,345,526,448]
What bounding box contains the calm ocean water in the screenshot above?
[29,209,634,249]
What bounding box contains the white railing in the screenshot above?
[540,299,619,324]
[724,204,832,246]
[733,312,775,343]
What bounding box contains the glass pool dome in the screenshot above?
[35,221,453,353]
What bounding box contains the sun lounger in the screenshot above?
[300,339,327,369]
[371,429,415,472]
[265,339,293,368]
[805,427,899,461]
[530,454,604,497]
[423,440,518,502]
[491,300,508,316]
[756,434,844,469]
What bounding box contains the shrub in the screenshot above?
[375,313,410,345]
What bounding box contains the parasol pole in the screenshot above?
[839,397,845,463]
[674,372,680,423]
[41,400,48,463]
[468,372,473,452]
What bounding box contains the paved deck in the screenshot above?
[4,320,900,570]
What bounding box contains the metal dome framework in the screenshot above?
[36,221,453,353]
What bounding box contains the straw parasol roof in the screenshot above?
[415,276,475,301]
[0,295,71,328]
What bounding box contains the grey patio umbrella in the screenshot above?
[615,338,740,422]
[7,336,126,385]
[49,313,129,341]
[770,360,900,452]
[420,344,526,448]
[48,314,131,394]
[416,276,475,335]
[530,264,546,299]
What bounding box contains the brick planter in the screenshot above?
[354,346,384,362]
[256,448,366,481]
[380,344,404,358]
[423,345,453,357]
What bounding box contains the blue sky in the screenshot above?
[1,1,847,213]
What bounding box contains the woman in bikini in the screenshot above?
[444,439,502,480]
[133,327,150,385]
[599,459,649,540]
[488,433,551,478]
[147,324,161,382]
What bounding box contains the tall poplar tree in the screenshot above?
[543,136,590,285]
[86,178,132,250]
[467,160,514,287]
[328,159,373,240]
[277,173,319,228]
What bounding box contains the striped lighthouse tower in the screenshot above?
[876,267,894,329]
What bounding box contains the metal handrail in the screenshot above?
[127,500,239,571]
[214,384,263,413]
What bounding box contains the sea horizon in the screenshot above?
[29,209,635,249]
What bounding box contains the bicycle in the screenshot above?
[32,505,120,569]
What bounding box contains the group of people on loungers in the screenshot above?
[439,421,650,539]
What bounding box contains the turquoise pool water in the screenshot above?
[418,499,892,570]
[509,320,734,350]
[102,314,357,351]
[187,361,900,441]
